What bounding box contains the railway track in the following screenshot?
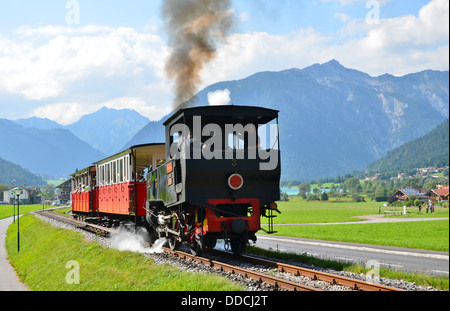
[36,210,403,292]
[164,247,321,291]
[205,249,402,291]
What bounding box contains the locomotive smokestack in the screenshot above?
[162,0,234,108]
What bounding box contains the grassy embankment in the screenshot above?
[5,213,244,291]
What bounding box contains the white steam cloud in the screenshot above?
[111,227,166,254]
[207,89,231,106]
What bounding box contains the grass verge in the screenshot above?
[6,214,244,291]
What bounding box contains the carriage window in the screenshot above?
[124,156,129,181]
[113,161,118,184]
[119,158,124,182]
[106,163,110,185]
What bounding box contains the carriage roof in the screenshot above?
[93,143,165,168]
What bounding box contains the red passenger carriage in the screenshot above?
[71,144,165,224]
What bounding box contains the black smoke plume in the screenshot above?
[162,0,234,108]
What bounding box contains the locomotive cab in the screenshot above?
[147,105,281,255]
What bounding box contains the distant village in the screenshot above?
[364,166,449,181]
[2,166,449,207]
[1,180,71,206]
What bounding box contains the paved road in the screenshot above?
[0,216,28,291]
[274,214,449,226]
[257,215,449,277]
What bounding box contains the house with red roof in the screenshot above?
[427,188,449,203]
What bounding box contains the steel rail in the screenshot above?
[164,247,322,291]
[207,249,403,291]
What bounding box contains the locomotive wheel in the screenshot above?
[167,212,184,250]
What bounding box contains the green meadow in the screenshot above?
[0,204,47,219]
[263,197,449,252]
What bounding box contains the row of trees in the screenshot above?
[290,175,449,203]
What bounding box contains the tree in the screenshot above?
[298,182,311,199]
[423,179,437,190]
[320,192,329,201]
[374,183,388,198]
[40,184,55,201]
[279,191,289,202]
[343,177,360,194]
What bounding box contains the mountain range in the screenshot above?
[0,118,106,177]
[125,60,449,181]
[1,60,448,182]
[14,107,150,156]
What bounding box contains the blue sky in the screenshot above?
[0,0,430,35]
[0,0,448,124]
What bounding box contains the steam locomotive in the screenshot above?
[71,105,281,255]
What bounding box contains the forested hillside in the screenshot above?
[366,119,449,175]
[0,157,46,186]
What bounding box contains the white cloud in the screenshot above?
[0,24,168,101]
[334,12,351,22]
[0,0,448,124]
[200,0,448,84]
[32,96,173,125]
[0,24,172,123]
[201,28,331,86]
[32,102,97,125]
[103,96,172,122]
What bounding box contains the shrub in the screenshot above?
[352,194,365,202]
